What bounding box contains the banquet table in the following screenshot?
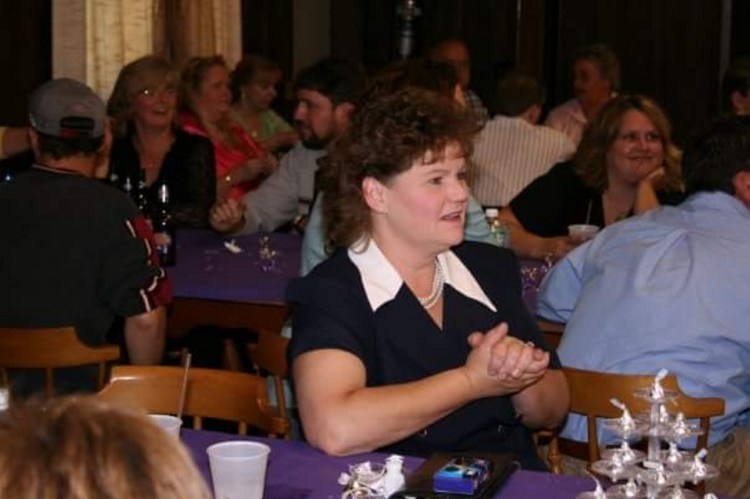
[182,429,601,499]
[165,230,564,348]
[165,229,302,337]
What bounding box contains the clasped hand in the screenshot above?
[463,322,549,398]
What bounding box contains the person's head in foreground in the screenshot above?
[0,396,211,499]
[683,114,750,204]
[575,94,683,195]
[321,87,477,249]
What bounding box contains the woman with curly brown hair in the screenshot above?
[287,88,568,469]
[499,94,684,260]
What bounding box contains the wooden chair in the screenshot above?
[0,326,120,397]
[98,365,290,438]
[246,329,291,420]
[553,367,725,474]
[536,319,565,350]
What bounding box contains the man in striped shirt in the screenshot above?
[471,72,574,208]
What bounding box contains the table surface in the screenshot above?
[169,230,551,311]
[168,229,302,304]
[182,429,599,499]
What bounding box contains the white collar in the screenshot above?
[348,239,497,313]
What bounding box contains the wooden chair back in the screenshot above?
[247,329,290,420]
[98,365,289,438]
[536,320,564,350]
[0,326,120,397]
[561,366,725,463]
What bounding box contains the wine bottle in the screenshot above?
[152,182,176,266]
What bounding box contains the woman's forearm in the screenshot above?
[511,369,569,429]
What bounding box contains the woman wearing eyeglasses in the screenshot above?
[107,55,216,228]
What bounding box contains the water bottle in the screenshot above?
[0,387,9,411]
[485,208,511,248]
[152,182,176,266]
[123,175,134,199]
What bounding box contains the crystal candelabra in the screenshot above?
[577,369,719,499]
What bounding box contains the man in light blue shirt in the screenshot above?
[538,116,750,497]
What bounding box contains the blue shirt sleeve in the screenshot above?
[536,241,589,323]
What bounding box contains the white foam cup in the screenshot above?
[207,440,271,499]
[149,414,183,437]
[568,224,600,242]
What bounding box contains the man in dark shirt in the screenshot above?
[0,78,171,395]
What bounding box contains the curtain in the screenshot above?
[53,0,241,99]
[162,0,242,67]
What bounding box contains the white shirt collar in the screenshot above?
[348,239,497,313]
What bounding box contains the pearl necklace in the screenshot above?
[418,260,444,310]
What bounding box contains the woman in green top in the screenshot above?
[230,54,298,155]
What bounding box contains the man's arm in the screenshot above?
[536,243,588,323]
[124,306,166,364]
[300,195,328,275]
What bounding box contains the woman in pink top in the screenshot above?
[179,55,277,200]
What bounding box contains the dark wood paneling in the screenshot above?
[0,1,51,124]
[731,0,750,60]
[240,0,295,119]
[554,0,723,144]
[330,0,520,114]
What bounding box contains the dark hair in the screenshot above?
[684,115,750,195]
[574,43,621,92]
[37,132,104,159]
[321,88,477,248]
[179,55,227,113]
[361,58,459,106]
[107,55,179,137]
[575,94,682,193]
[494,71,545,116]
[230,54,280,103]
[721,57,750,114]
[293,58,366,107]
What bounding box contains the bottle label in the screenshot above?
[154,232,172,251]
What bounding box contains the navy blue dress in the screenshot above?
[288,241,561,470]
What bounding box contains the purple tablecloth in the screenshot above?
[167,229,302,304]
[182,429,598,498]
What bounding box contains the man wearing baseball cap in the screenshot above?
[0,78,170,396]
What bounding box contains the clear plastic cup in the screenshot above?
[149,414,183,437]
[568,224,600,242]
[207,441,271,499]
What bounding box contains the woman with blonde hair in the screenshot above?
[0,396,211,499]
[179,55,277,201]
[499,94,683,260]
[107,55,216,228]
